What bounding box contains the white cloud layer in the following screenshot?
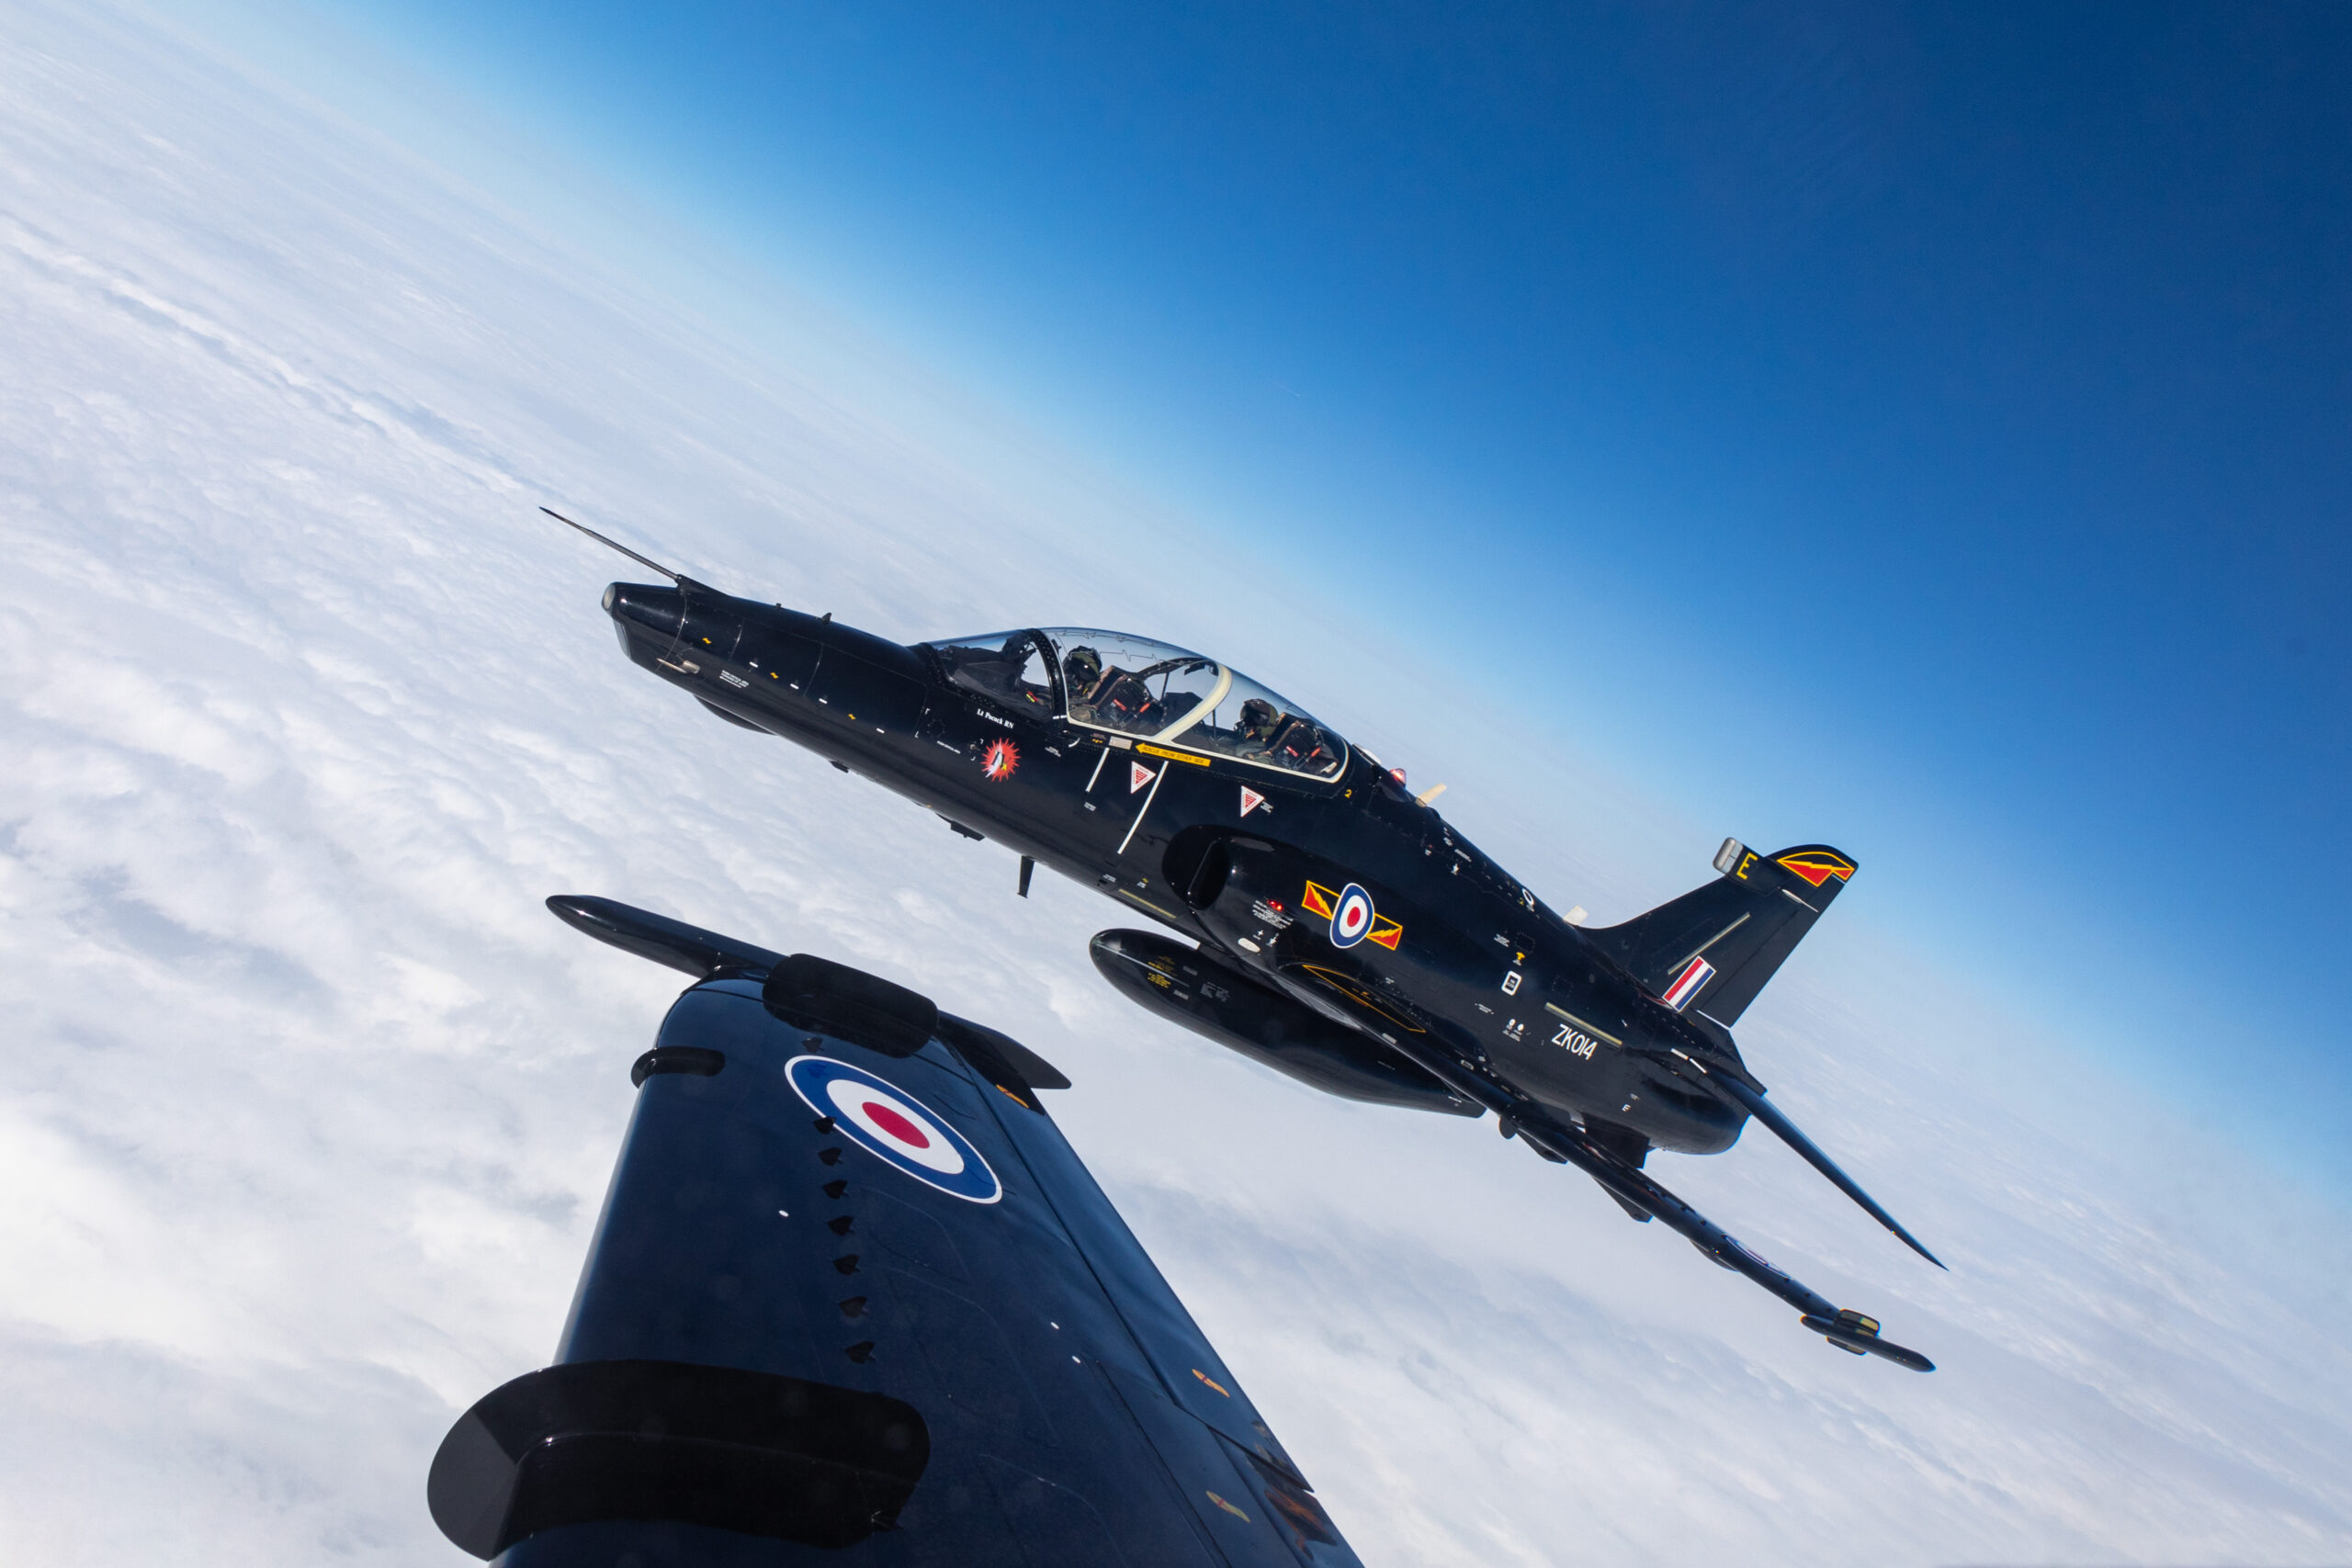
[1,3,2347,1563]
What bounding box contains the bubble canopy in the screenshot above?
[923,627,1348,782]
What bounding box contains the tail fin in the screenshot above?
[1589,840,1856,1024]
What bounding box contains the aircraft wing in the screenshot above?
[1386,1042,1934,1371]
[1516,1111,1935,1371]
[430,897,1363,1567]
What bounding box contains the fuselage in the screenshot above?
[605,579,1748,1156]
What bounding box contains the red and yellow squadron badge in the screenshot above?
[981,739,1019,781]
[1774,850,1856,887]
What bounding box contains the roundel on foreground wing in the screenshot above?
[786,1055,1002,1203]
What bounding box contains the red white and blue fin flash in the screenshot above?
[786,1055,1002,1203]
[1329,883,1377,948]
[1660,954,1715,1011]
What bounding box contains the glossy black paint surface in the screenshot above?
[433,901,1371,1562]
[596,579,1938,1366]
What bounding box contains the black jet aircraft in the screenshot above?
[555,508,1940,1371]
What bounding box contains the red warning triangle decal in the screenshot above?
[1239,786,1266,818]
[1130,761,1156,793]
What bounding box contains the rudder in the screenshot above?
[1588,840,1857,1024]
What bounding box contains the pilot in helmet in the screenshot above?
[1237,697,1282,750]
[1063,645,1103,700]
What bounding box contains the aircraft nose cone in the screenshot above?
[604,581,684,638]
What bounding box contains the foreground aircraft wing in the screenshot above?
[431,897,1362,1566]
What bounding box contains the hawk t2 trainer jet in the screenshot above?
[555,507,1939,1371]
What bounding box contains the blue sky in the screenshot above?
[179,0,2351,1185]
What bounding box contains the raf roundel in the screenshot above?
[785,1055,1002,1203]
[1329,883,1376,949]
